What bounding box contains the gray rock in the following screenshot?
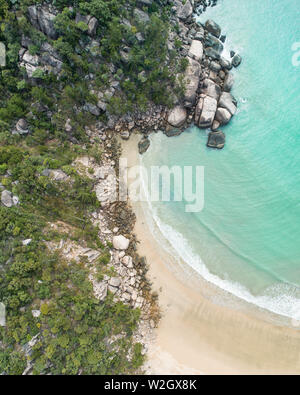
[38,9,57,39]
[219,57,232,70]
[12,196,19,206]
[50,170,68,181]
[113,235,130,250]
[31,310,41,318]
[83,103,100,116]
[188,40,203,61]
[223,73,234,92]
[232,53,242,68]
[22,51,39,66]
[184,57,201,107]
[205,47,221,61]
[138,138,150,155]
[1,190,13,207]
[201,79,221,101]
[205,19,221,38]
[164,129,183,137]
[88,17,98,36]
[177,0,193,21]
[97,100,107,112]
[210,61,221,73]
[199,96,217,128]
[136,32,145,42]
[22,239,32,246]
[15,118,29,134]
[194,97,204,124]
[120,50,130,64]
[134,8,150,24]
[122,255,133,269]
[207,131,226,149]
[167,105,187,128]
[215,107,232,125]
[218,92,237,115]
[120,130,130,140]
[75,12,91,24]
[28,6,58,39]
[109,277,121,288]
[205,33,223,53]
[65,118,72,133]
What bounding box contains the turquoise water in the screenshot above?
[141,0,300,318]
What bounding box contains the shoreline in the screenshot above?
[122,135,300,375]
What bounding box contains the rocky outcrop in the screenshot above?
[134,8,150,24]
[27,5,58,39]
[75,13,99,36]
[19,41,63,78]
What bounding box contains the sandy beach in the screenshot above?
[122,135,300,375]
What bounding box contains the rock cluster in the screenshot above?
[19,37,63,78]
[165,2,242,149]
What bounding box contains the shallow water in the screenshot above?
[140,0,300,319]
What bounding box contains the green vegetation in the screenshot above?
[0,0,184,374]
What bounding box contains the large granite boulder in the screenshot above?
[184,57,201,107]
[207,130,225,149]
[205,20,221,38]
[188,40,203,62]
[218,92,237,115]
[205,33,223,53]
[198,96,217,128]
[113,235,130,250]
[168,106,187,128]
[177,0,193,21]
[215,107,232,125]
[201,79,221,101]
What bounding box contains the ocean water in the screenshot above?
[140,0,300,319]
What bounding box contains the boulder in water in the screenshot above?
[205,19,221,38]
[207,130,225,149]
